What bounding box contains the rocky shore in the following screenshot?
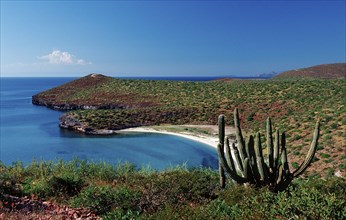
[59,114,117,135]
[32,95,125,111]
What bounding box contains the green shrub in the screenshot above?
[292,177,346,200]
[338,162,346,170]
[219,184,261,206]
[291,162,299,169]
[324,159,333,164]
[77,160,118,182]
[330,123,338,129]
[71,185,141,215]
[324,134,332,140]
[102,209,140,220]
[324,115,333,122]
[0,172,22,196]
[22,177,50,198]
[138,168,219,213]
[247,112,255,122]
[293,134,301,140]
[115,162,136,183]
[47,172,85,197]
[320,153,331,158]
[23,160,54,179]
[325,168,335,177]
[213,178,346,219]
[342,118,346,125]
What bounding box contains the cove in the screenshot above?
[0,77,218,170]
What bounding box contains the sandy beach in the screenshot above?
[119,126,221,149]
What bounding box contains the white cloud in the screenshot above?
[39,50,91,65]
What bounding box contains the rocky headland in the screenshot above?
[32,73,136,134]
[32,73,122,111]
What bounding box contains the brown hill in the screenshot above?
[32,73,114,110]
[275,63,346,79]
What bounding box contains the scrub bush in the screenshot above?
[47,172,85,197]
[70,185,141,215]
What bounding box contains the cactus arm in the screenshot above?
[254,132,263,157]
[255,133,264,182]
[231,142,243,174]
[276,132,293,192]
[234,108,246,171]
[256,159,265,183]
[266,117,274,170]
[225,138,236,172]
[254,132,267,182]
[280,132,290,177]
[276,164,292,192]
[218,115,226,188]
[246,135,256,167]
[292,120,320,177]
[218,114,248,183]
[218,115,225,144]
[217,143,248,183]
[245,136,256,182]
[219,162,226,188]
[243,158,251,180]
[276,133,294,193]
[246,135,260,184]
[273,129,280,175]
[277,164,283,185]
[245,136,250,161]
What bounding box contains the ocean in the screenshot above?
[0,77,218,169]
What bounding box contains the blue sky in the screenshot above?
[1,1,345,77]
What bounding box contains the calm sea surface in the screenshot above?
[0,77,218,169]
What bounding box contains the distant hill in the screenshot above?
[275,63,346,79]
[257,71,280,78]
[211,78,240,82]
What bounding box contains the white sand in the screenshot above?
[119,127,219,149]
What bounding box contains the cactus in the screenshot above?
[217,108,320,192]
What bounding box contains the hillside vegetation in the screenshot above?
[275,63,345,79]
[33,72,346,177]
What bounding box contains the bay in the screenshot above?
[0,77,218,170]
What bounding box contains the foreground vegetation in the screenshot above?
[1,160,345,219]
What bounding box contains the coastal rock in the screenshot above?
[59,114,117,135]
[59,114,85,130]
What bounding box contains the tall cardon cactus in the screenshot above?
[217,108,320,192]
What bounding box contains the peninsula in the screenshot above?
[32,63,346,177]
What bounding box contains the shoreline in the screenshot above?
[118,126,219,149]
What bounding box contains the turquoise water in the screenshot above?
[0,78,218,170]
